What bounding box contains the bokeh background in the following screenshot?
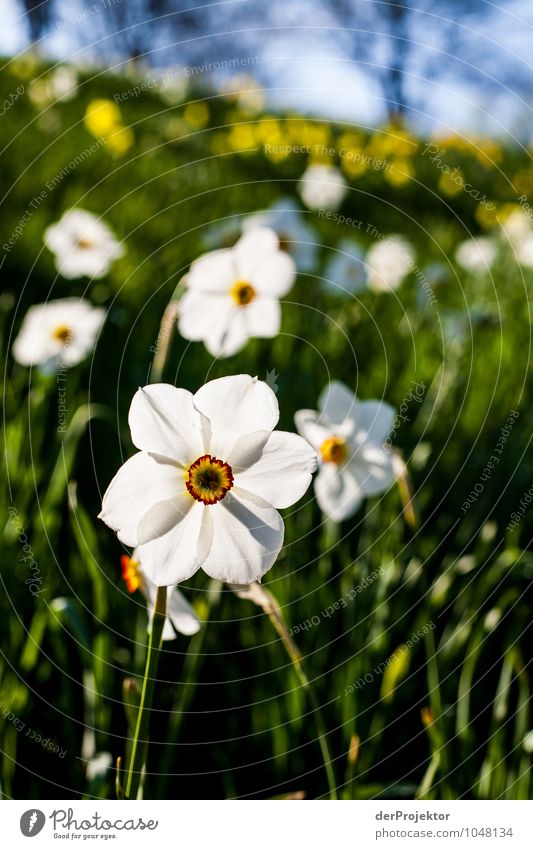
[1,0,533,800]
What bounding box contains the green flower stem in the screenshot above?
[124,585,167,800]
[249,585,338,800]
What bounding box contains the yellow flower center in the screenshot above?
[320,436,347,464]
[185,454,234,505]
[230,279,256,306]
[121,555,142,594]
[75,236,93,249]
[52,324,72,343]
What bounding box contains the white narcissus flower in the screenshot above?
[121,554,200,639]
[99,375,317,586]
[295,382,396,522]
[242,198,319,271]
[455,236,497,273]
[298,164,347,211]
[44,209,124,279]
[500,209,533,268]
[12,298,105,370]
[178,228,296,358]
[366,235,414,292]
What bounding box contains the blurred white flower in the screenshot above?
[295,381,395,522]
[500,209,533,268]
[178,227,296,358]
[366,235,415,291]
[86,752,112,782]
[455,236,497,273]
[99,375,317,585]
[324,239,366,295]
[221,74,265,112]
[243,198,318,271]
[121,554,200,639]
[500,209,531,245]
[44,209,124,279]
[515,236,533,268]
[50,66,78,102]
[298,164,347,211]
[12,298,105,370]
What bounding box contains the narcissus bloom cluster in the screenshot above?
[99,375,317,586]
[178,228,296,358]
[298,164,347,211]
[295,382,396,522]
[12,298,105,370]
[44,209,124,279]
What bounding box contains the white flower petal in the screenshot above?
[193,375,279,459]
[242,296,281,338]
[227,430,272,471]
[167,587,201,636]
[99,453,182,546]
[234,227,280,278]
[351,445,396,496]
[137,492,193,545]
[314,463,363,522]
[204,309,251,358]
[319,381,359,427]
[178,289,234,342]
[352,401,395,447]
[235,431,317,508]
[129,384,206,464]
[251,251,296,297]
[294,409,330,450]
[141,572,201,639]
[187,247,236,291]
[134,501,205,586]
[199,489,284,583]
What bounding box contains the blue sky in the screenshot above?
[1,0,532,139]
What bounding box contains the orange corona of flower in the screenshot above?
[185,454,234,505]
[320,436,347,464]
[121,555,141,593]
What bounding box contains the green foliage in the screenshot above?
[0,58,532,800]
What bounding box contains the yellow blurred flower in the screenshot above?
[85,98,122,138]
[227,123,256,152]
[384,158,414,187]
[183,101,209,129]
[513,168,533,196]
[475,202,499,230]
[84,98,133,156]
[341,154,367,179]
[438,168,464,197]
[368,128,418,158]
[106,125,134,155]
[255,118,283,147]
[299,121,331,151]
